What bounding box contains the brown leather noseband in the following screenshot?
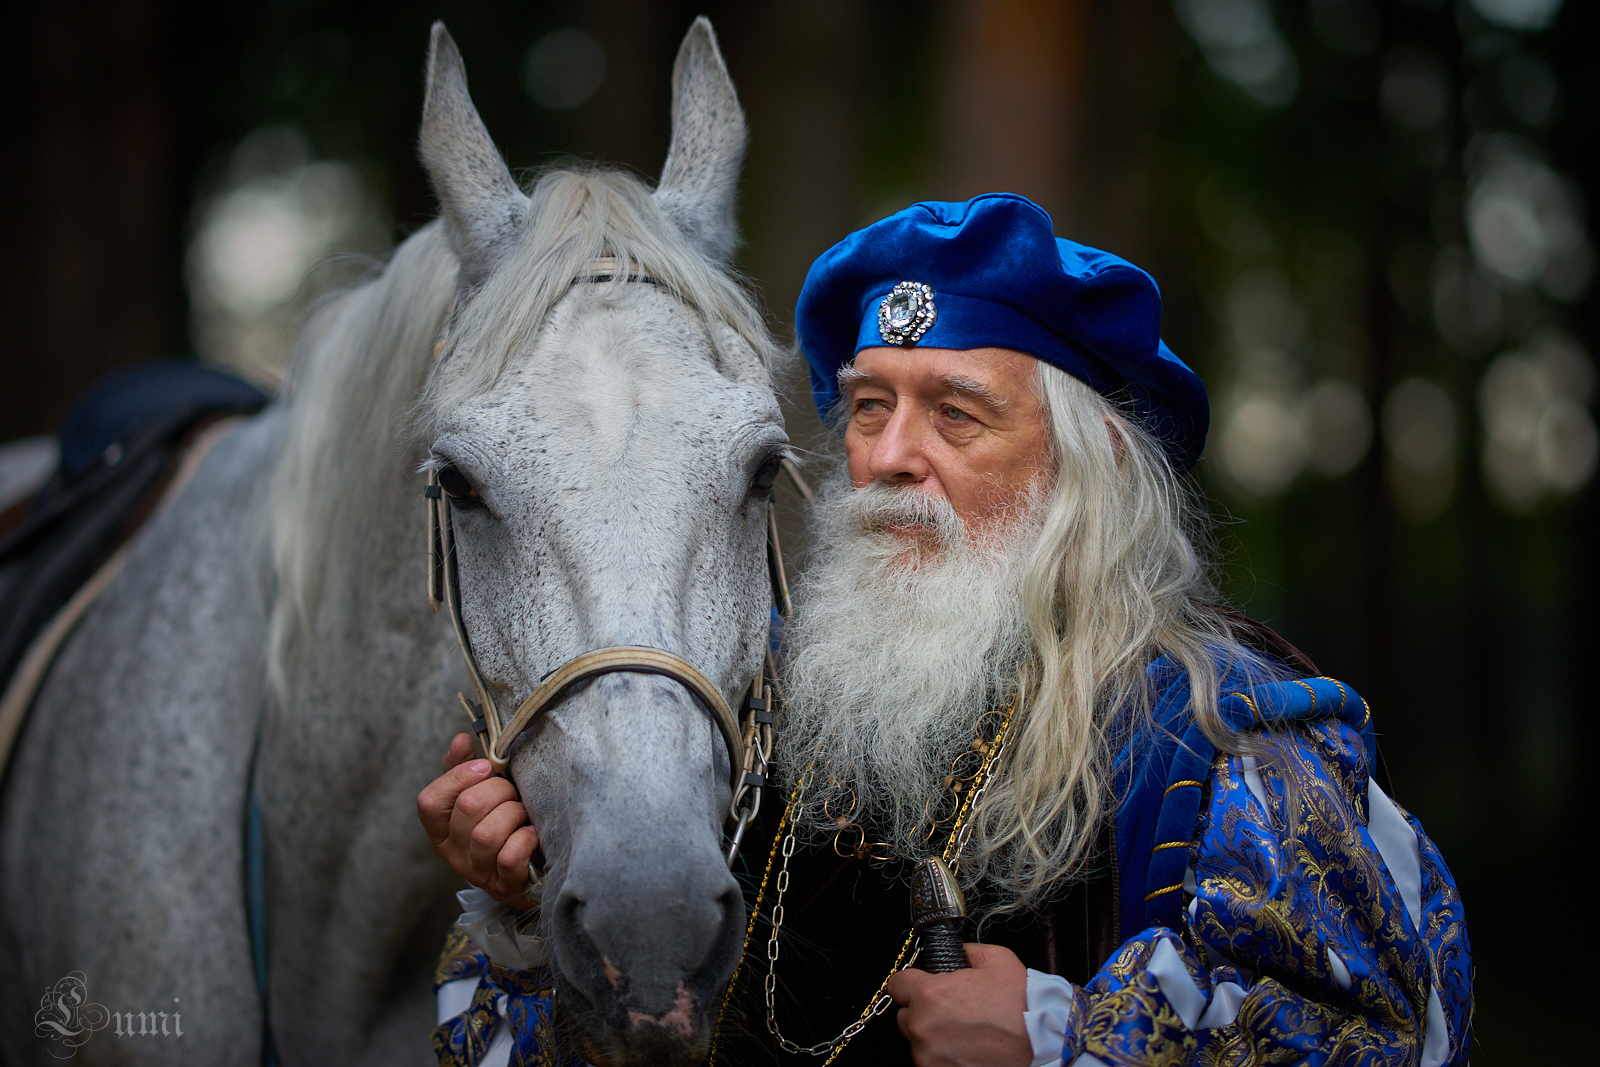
[490,646,742,782]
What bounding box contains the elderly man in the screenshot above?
[420,194,1472,1066]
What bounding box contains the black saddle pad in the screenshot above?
[0,360,270,697]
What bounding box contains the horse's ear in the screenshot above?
[420,22,527,290]
[654,18,748,265]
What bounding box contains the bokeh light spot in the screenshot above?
[1382,377,1457,522]
[1303,380,1373,478]
[1174,0,1298,105]
[1479,331,1597,511]
[1466,0,1566,33]
[523,29,606,111]
[1381,50,1449,129]
[185,125,390,382]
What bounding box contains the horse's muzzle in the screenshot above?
[548,864,745,1067]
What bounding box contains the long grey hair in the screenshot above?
[959,363,1286,911]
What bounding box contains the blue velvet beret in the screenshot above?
[794,193,1209,470]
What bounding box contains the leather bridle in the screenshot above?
[424,262,810,866]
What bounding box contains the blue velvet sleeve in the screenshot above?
[1054,720,1473,1066]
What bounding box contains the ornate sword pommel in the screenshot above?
[910,857,971,972]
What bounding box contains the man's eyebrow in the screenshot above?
[939,374,1008,409]
[836,365,870,389]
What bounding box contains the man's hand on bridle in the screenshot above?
[887,943,1033,1067]
[417,732,538,911]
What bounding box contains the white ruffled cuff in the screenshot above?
[1023,968,1077,1067]
[456,888,548,970]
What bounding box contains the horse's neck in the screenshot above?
[258,455,466,1052]
[268,453,458,783]
[317,471,441,662]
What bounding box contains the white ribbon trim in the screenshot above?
[1147,937,1206,1030]
[1196,980,1247,1029]
[1421,983,1450,1067]
[1326,947,1352,992]
[437,976,479,1026]
[1240,755,1272,820]
[1364,780,1422,932]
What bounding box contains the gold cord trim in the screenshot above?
[1144,882,1184,902]
[1316,677,1351,713]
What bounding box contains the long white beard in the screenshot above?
[777,474,1042,858]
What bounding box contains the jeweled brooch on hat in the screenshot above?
[878,281,937,345]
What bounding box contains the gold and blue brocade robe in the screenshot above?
[1053,700,1471,1065]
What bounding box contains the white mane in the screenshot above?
[267,166,782,697]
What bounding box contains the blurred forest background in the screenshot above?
[0,0,1592,1058]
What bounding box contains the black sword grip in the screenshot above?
[910,857,972,973]
[917,918,971,973]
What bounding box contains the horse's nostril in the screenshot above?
[715,884,742,930]
[556,888,587,935]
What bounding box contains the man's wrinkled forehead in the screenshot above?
[836,360,1013,415]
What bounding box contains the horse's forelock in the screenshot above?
[417,165,781,436]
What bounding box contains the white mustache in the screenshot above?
[833,483,966,550]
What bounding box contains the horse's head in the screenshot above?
[415,21,783,1066]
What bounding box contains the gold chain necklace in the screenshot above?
[707,697,1017,1066]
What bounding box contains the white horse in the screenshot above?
[0,19,784,1066]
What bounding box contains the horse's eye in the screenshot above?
[752,456,782,496]
[438,465,484,508]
